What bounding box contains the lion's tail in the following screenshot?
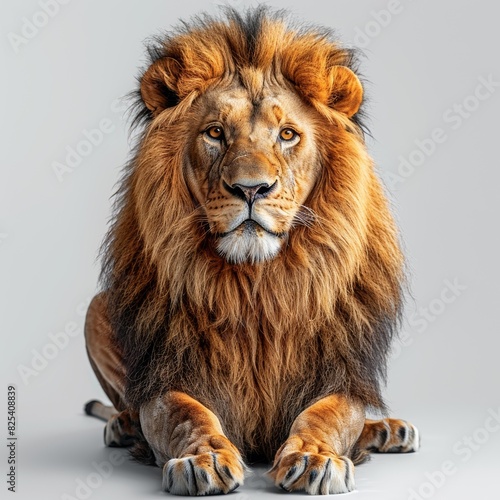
[83,399,117,422]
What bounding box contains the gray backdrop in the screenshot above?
[1,1,499,499]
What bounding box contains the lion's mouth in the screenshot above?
[217,219,286,239]
[214,219,286,264]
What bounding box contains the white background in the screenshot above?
[1,1,500,499]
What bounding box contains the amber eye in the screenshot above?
[279,128,298,142]
[206,126,224,140]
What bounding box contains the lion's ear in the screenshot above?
[328,66,363,118]
[140,58,181,115]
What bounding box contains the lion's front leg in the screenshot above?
[140,391,245,496]
[269,394,365,495]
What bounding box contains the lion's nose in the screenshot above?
[223,180,277,204]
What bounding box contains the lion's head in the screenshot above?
[132,9,365,266]
[103,9,404,449]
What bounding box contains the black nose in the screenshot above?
[223,180,277,204]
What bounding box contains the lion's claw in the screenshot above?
[162,450,244,495]
[271,452,355,495]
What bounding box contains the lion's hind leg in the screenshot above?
[85,400,141,448]
[84,294,144,449]
[357,418,420,455]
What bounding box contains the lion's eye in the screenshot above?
[205,126,224,140]
[279,128,298,142]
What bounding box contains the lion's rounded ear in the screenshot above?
[140,58,181,115]
[328,66,363,118]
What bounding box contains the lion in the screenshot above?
[83,7,419,496]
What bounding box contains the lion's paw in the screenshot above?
[162,450,244,495]
[367,419,420,453]
[270,452,355,495]
[103,412,137,448]
[383,419,420,453]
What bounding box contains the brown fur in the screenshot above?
[99,8,404,463]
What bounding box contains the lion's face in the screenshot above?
[185,83,321,264]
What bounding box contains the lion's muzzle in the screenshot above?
[222,179,278,206]
[208,152,289,264]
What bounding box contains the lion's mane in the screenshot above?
[101,8,404,461]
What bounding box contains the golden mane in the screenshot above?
[101,8,404,461]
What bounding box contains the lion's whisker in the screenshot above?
[291,205,319,229]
